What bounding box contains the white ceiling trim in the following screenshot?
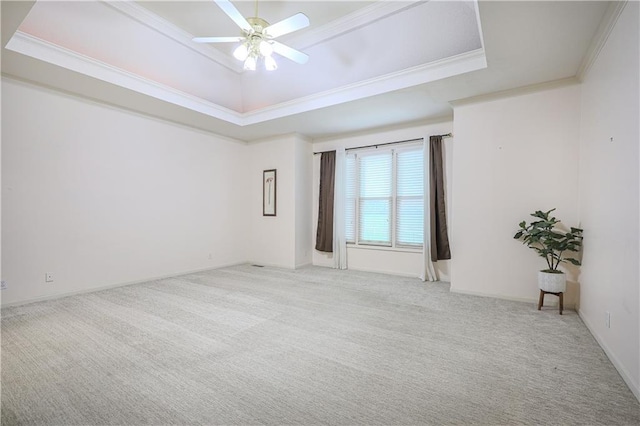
[472,0,485,51]
[576,0,627,81]
[7,29,486,127]
[450,77,580,107]
[290,0,423,50]
[6,31,243,125]
[242,48,487,125]
[104,0,241,73]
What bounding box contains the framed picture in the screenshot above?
[263,169,277,216]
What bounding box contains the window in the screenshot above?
[345,143,424,249]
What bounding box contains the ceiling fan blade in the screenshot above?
[214,0,252,33]
[272,41,309,64]
[193,36,244,43]
[264,13,309,38]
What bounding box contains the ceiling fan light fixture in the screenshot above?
[264,55,278,71]
[233,43,249,61]
[259,40,273,57]
[193,0,310,70]
[244,55,257,71]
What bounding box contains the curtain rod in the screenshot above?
[313,133,452,155]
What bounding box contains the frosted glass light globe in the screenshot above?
[259,40,273,57]
[243,55,257,71]
[233,44,249,61]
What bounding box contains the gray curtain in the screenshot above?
[316,151,336,252]
[429,136,451,261]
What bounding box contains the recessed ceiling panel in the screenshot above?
[16,0,243,111]
[137,0,377,59]
[241,1,483,110]
[7,0,485,124]
[1,0,612,141]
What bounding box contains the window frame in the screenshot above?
[346,142,423,251]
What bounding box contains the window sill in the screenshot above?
[346,244,422,254]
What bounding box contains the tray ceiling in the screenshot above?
[2,1,611,141]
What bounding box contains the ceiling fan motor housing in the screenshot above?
[247,17,270,35]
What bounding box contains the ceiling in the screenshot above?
[1,1,611,142]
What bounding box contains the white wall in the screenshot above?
[451,83,581,305]
[312,122,453,280]
[246,134,312,269]
[294,136,313,268]
[1,78,249,305]
[577,1,639,399]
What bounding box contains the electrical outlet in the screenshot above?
[1,280,6,290]
[605,311,611,329]
[45,273,54,283]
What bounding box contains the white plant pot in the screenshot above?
[538,271,566,293]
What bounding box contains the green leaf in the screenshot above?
[547,231,564,239]
[516,209,583,268]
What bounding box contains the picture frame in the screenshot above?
[263,169,277,216]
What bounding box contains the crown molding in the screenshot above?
[1,74,248,146]
[102,0,242,73]
[289,0,423,49]
[576,1,627,81]
[472,0,485,51]
[6,31,243,125]
[6,31,485,128]
[450,77,580,107]
[243,49,486,125]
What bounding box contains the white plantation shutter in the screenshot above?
[396,148,424,247]
[358,152,392,245]
[344,141,424,250]
[345,154,356,243]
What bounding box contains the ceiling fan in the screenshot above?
[193,0,310,71]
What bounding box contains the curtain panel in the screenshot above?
[429,135,452,261]
[315,151,336,252]
[333,148,347,269]
[421,139,437,281]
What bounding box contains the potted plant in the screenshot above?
[514,208,583,293]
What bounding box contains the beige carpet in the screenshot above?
[2,264,639,425]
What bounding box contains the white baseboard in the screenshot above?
[345,265,420,279]
[310,262,454,282]
[246,261,297,270]
[450,287,547,307]
[578,309,640,403]
[450,288,575,309]
[0,261,247,308]
[312,260,333,268]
